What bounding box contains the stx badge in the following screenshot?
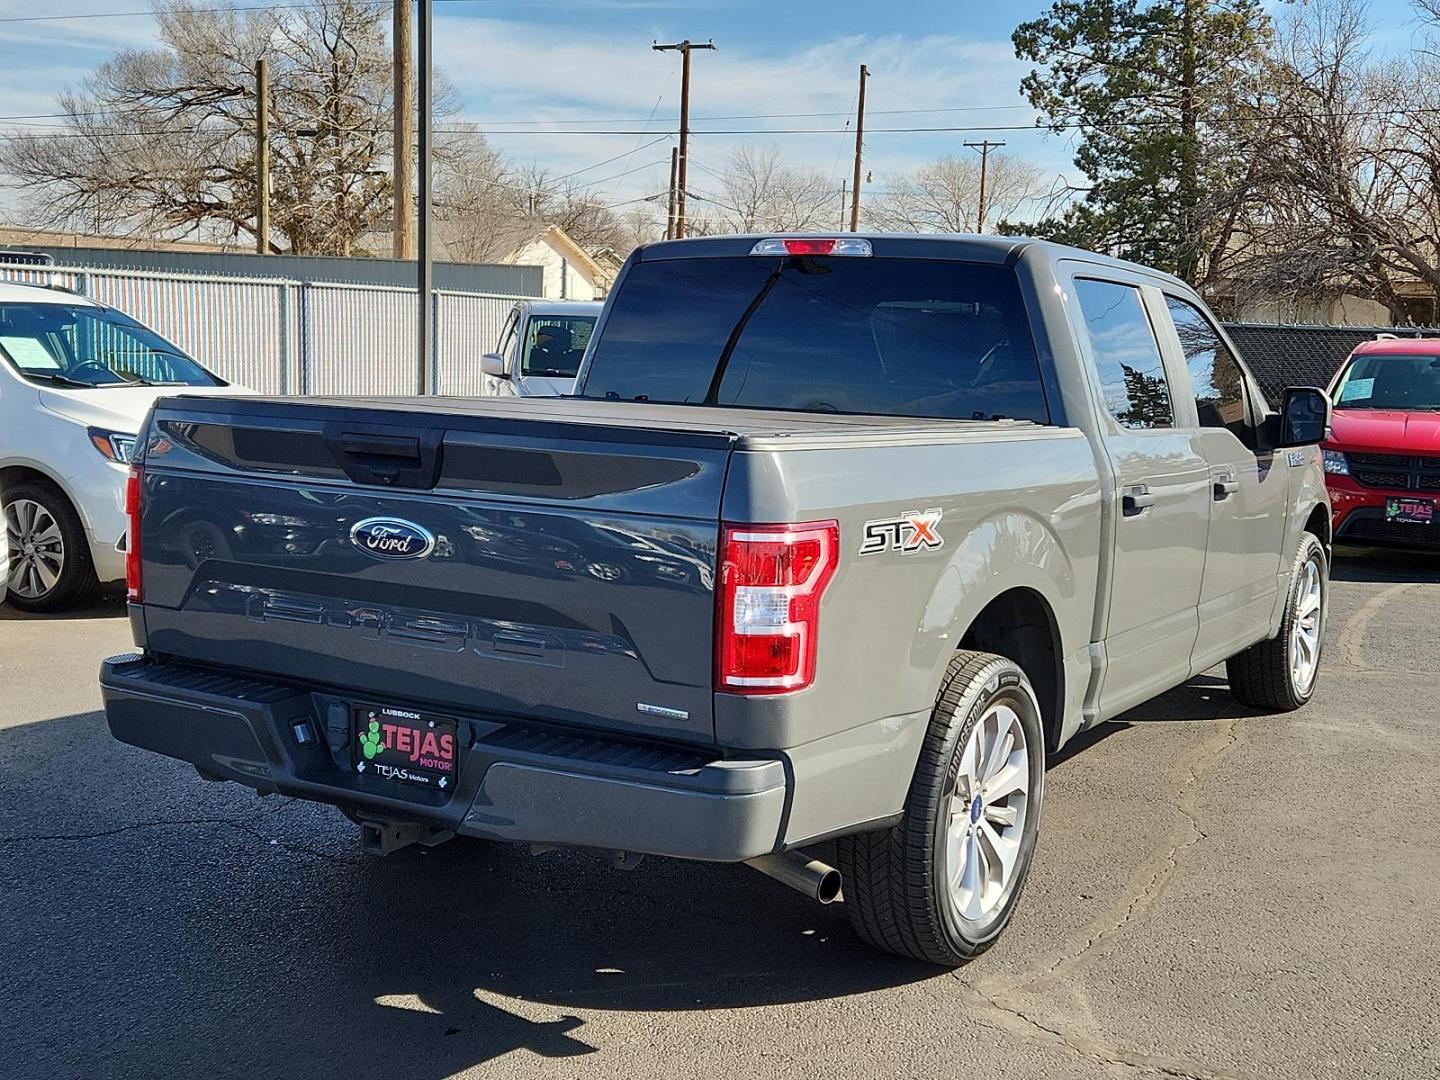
[859,508,945,556]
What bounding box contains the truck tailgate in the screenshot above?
[135,398,730,745]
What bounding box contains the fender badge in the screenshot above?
[859,508,945,557]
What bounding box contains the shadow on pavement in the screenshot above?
[0,708,933,1079]
[1330,544,1440,584]
[0,606,1279,1077]
[0,592,126,622]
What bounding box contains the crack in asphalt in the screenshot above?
[0,798,338,855]
[1335,582,1421,671]
[960,982,1253,1080]
[956,719,1248,1078]
[1031,720,1240,989]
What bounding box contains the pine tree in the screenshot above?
[1011,0,1270,287]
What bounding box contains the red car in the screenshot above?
[1324,337,1440,547]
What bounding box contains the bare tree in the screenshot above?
[867,154,1044,234]
[1227,0,1440,320]
[520,166,628,253]
[686,145,835,234]
[2,0,492,256]
[619,202,663,250]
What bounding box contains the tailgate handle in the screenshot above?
[336,433,421,461]
[322,424,443,489]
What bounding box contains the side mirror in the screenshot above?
[480,353,507,378]
[1279,386,1331,447]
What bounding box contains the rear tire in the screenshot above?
[837,650,1045,966]
[2,481,101,613]
[1227,532,1327,711]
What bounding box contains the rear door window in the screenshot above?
[582,256,1050,423]
[1073,279,1175,429]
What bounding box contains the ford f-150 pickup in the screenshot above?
[102,235,1332,965]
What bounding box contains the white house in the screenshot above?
[495,225,608,300]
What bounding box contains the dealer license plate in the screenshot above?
[352,705,458,791]
[1386,497,1435,525]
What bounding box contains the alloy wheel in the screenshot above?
[1289,555,1324,696]
[945,701,1032,923]
[5,498,66,600]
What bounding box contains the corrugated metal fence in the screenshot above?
[0,263,526,396]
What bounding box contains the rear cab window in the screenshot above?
[579,254,1052,423]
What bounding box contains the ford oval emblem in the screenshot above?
[350,517,436,561]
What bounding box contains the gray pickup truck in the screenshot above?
[102,235,1331,965]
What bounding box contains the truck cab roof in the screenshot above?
[632,232,1195,290]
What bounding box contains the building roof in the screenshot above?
[504,225,605,282]
[0,225,238,254]
[1222,323,1440,402]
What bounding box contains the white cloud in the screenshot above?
[432,17,1079,210]
[0,4,1082,222]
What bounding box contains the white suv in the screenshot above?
[0,282,245,611]
[481,300,603,397]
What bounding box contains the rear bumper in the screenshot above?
[100,654,787,862]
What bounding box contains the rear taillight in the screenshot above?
[717,520,839,694]
[125,465,142,602]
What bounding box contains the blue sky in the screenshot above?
[0,0,1428,226]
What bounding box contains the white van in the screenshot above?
[480,300,603,397]
[0,282,245,611]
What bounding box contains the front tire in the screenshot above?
[1226,532,1327,711]
[837,651,1046,966]
[2,481,100,613]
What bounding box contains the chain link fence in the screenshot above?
[0,262,526,396]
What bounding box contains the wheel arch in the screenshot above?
[957,587,1065,755]
[1,462,79,511]
[1303,501,1331,553]
[918,509,1087,754]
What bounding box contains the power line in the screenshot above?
[547,134,670,184]
[0,103,1040,126]
[8,107,1440,139]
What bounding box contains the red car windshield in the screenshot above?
[1332,353,1440,411]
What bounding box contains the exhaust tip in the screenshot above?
[745,851,843,904]
[815,866,842,905]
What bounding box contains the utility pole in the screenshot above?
[849,64,869,232]
[665,145,679,240]
[393,0,415,261]
[417,0,433,394]
[965,139,1005,233]
[255,58,269,255]
[653,39,715,239]
[839,179,848,230]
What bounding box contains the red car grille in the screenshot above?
[1347,452,1440,491]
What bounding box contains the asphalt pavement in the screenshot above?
[1,549,1436,1080]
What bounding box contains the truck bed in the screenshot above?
[131,393,1065,751]
[163,392,1047,449]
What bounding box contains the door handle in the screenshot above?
[1122,487,1156,516]
[1214,479,1240,500]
